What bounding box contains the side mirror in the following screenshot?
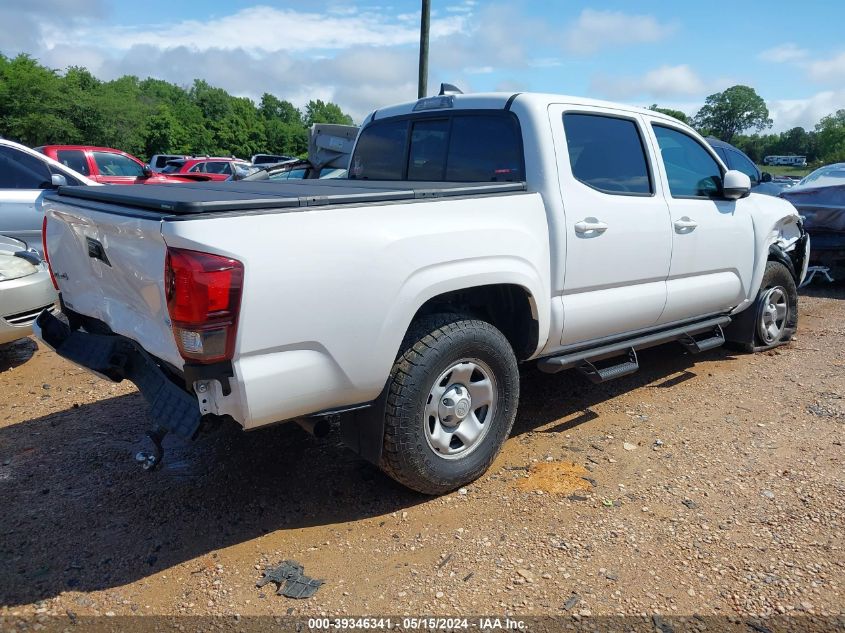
[761,172,772,182]
[142,164,153,177]
[50,173,68,188]
[723,170,751,200]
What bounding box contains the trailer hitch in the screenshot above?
[135,425,168,471]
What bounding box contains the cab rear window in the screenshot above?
[350,113,524,182]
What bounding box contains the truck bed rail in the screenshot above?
[51,180,527,215]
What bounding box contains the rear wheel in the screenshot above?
[380,315,519,495]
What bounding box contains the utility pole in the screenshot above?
[418,0,430,98]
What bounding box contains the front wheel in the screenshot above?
[380,315,519,495]
[729,261,798,352]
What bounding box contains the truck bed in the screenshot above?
[52,179,527,215]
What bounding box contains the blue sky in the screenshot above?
[2,0,843,131]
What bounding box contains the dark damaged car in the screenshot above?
[780,163,845,279]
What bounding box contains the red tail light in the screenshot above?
[42,215,59,290]
[165,247,244,364]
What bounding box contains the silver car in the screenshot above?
[0,235,58,346]
[0,139,96,252]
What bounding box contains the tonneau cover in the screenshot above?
[51,179,527,214]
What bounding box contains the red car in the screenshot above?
[162,157,252,181]
[36,146,196,185]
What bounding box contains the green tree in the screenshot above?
[693,85,772,143]
[144,104,188,157]
[265,119,308,156]
[304,99,354,126]
[0,55,355,159]
[648,104,689,124]
[259,93,302,126]
[815,110,845,163]
[0,53,80,144]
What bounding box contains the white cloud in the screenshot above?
[82,43,419,124]
[590,65,730,100]
[0,0,105,53]
[758,46,845,86]
[40,6,469,54]
[807,51,845,84]
[528,58,562,69]
[465,66,494,75]
[767,90,845,132]
[563,9,677,55]
[758,43,809,63]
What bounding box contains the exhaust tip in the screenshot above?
[296,417,331,439]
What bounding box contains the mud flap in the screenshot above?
[723,304,756,349]
[339,387,387,466]
[34,310,202,440]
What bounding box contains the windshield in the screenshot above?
[162,161,186,173]
[800,165,845,187]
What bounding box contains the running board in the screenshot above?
[577,348,639,384]
[537,316,732,375]
[679,324,725,354]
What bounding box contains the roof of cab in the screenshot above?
[369,92,686,128]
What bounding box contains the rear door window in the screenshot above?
[206,161,232,175]
[55,150,90,176]
[562,113,652,195]
[0,146,53,189]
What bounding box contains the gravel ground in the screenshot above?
[0,285,842,623]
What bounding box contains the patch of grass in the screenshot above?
[757,164,810,178]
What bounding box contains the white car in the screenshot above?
[0,235,57,346]
[36,90,809,494]
[0,139,97,252]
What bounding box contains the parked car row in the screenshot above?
[37,145,197,185]
[161,156,253,181]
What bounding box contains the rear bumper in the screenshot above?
[33,309,202,439]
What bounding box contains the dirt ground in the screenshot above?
[0,285,842,623]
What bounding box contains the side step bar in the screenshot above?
[679,324,726,354]
[577,348,639,384]
[537,315,732,376]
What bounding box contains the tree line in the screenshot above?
[0,54,354,161]
[651,85,845,167]
[3,54,843,168]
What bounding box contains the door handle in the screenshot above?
[674,217,698,231]
[574,219,609,234]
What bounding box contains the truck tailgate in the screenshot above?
[44,198,182,369]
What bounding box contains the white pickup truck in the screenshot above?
[35,91,809,494]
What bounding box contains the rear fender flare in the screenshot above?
[374,257,548,375]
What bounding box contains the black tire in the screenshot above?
[380,314,519,495]
[730,261,798,352]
